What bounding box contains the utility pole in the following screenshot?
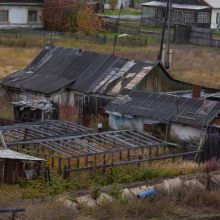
[165,0,172,69]
[158,0,169,61]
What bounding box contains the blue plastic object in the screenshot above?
[138,189,156,198]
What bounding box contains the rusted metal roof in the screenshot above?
[105,89,220,128]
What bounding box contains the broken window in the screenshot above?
[0,10,8,22]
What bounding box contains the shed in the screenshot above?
[0,133,45,184]
[105,89,220,140]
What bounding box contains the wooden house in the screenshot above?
[141,0,220,29]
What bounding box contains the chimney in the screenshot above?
[192,85,201,99]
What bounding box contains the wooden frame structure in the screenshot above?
[0,120,92,143]
[5,129,204,178]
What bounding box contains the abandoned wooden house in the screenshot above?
[141,0,220,29]
[0,44,203,117]
[104,89,220,140]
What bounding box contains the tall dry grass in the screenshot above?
[0,46,40,79]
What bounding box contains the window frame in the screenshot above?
[0,10,9,22]
[27,9,38,22]
[217,13,220,24]
[197,12,208,23]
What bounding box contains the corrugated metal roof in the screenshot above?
[105,89,220,128]
[0,45,156,96]
[202,0,220,8]
[141,1,210,10]
[0,148,45,161]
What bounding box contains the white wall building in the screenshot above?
[203,0,220,29]
[0,0,44,29]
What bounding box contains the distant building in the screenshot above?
[0,0,45,29]
[141,0,220,29]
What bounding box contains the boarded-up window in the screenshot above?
[198,12,209,23]
[0,10,8,22]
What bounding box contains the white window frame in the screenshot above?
[183,11,195,23]
[197,12,208,23]
[172,10,183,22]
[217,13,220,24]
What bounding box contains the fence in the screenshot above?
[0,28,147,47]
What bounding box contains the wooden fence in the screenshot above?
[190,27,212,46]
[0,29,147,47]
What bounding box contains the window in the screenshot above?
[28,10,37,22]
[142,7,157,18]
[172,10,183,22]
[217,13,220,24]
[183,11,195,23]
[0,10,8,22]
[197,12,208,23]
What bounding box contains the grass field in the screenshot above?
[104,8,141,16]
[0,39,220,89]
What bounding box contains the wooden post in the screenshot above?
[63,164,67,180]
[58,158,62,175]
[103,154,106,174]
[52,157,54,168]
[138,155,142,168]
[68,157,71,169]
[22,128,28,149]
[119,151,122,161]
[47,166,51,183]
[77,158,79,168]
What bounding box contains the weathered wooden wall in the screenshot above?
[135,65,193,92]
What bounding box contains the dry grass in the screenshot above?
[1,184,220,220]
[0,46,40,79]
[0,43,220,89]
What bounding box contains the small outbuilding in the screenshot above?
[105,89,220,140]
[0,133,45,184]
